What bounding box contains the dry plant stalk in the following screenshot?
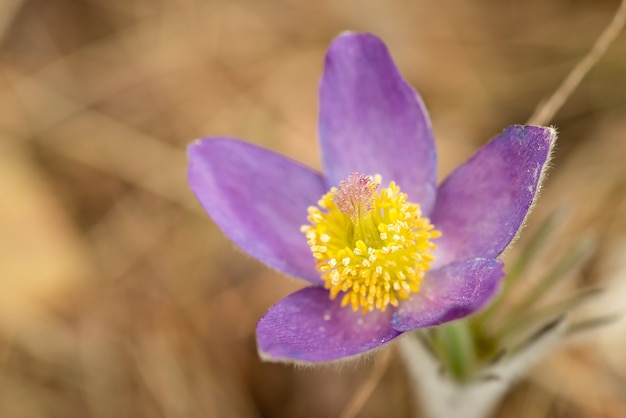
[527,0,626,126]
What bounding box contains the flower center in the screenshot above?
[301,172,440,313]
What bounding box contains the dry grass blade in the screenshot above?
[337,347,394,418]
[527,0,626,125]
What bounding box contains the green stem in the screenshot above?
[433,320,476,382]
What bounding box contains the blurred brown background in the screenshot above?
[1,0,625,417]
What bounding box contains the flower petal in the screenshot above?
[188,138,326,283]
[431,126,556,267]
[391,258,504,331]
[257,286,400,363]
[319,32,437,212]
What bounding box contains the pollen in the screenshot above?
[301,172,440,313]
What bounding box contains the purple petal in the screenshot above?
[431,126,556,267]
[319,32,437,213]
[257,287,400,363]
[392,258,504,331]
[188,138,327,283]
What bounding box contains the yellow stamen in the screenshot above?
[301,173,440,313]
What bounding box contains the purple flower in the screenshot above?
[188,33,556,363]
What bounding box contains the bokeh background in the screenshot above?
[1,0,626,417]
